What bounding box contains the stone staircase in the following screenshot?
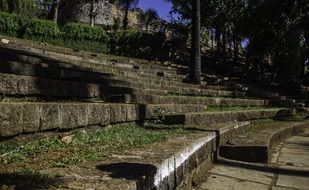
[0,36,308,189]
[0,39,308,137]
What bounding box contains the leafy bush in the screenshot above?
[25,19,61,39]
[0,12,21,36]
[63,23,107,42]
[109,30,166,59]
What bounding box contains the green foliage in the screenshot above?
[25,18,61,39]
[109,29,166,59]
[0,0,41,18]
[62,23,107,42]
[0,12,21,36]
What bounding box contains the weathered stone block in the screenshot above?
[100,104,111,126]
[0,103,23,137]
[110,104,127,123]
[167,169,176,190]
[40,103,61,131]
[60,104,88,129]
[16,76,29,94]
[2,74,17,94]
[175,163,184,186]
[126,104,139,122]
[22,103,40,133]
[87,104,103,125]
[27,77,41,95]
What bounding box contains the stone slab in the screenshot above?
[276,173,309,190]
[164,109,292,125]
[208,164,273,184]
[198,174,269,190]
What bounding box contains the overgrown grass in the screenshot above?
[0,124,189,168]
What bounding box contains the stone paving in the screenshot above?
[196,128,309,190]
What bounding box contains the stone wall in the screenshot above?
[59,0,142,29]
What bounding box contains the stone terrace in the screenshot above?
[0,36,308,189]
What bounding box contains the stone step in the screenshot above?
[110,83,247,97]
[0,102,141,138]
[1,72,243,101]
[6,121,250,190]
[0,45,187,82]
[162,108,293,125]
[111,75,241,92]
[219,122,309,163]
[0,72,133,100]
[108,86,168,96]
[144,104,207,119]
[0,55,112,82]
[112,75,202,89]
[133,94,269,106]
[0,36,190,73]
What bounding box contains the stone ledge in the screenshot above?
[0,73,107,99]
[163,109,293,125]
[36,122,250,190]
[219,122,309,163]
[144,104,207,119]
[135,94,270,106]
[0,45,186,82]
[0,103,140,137]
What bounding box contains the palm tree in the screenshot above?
[142,8,159,32]
[165,0,201,84]
[116,0,139,29]
[190,0,201,84]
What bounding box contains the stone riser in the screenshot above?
[113,75,198,88]
[163,109,293,125]
[144,104,207,119]
[1,35,192,72]
[134,95,269,106]
[0,72,129,99]
[219,122,309,163]
[111,81,246,97]
[0,48,187,82]
[0,103,141,137]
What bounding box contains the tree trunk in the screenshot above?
[215,28,221,60]
[50,0,60,23]
[122,4,129,29]
[190,0,201,84]
[145,22,149,32]
[90,0,95,26]
[211,29,214,58]
[222,31,227,63]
